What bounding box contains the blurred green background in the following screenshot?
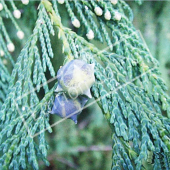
[2,1,170,170]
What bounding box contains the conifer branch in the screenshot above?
[0,0,169,169]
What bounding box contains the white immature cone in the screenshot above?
[3,59,7,65]
[0,50,4,57]
[86,30,94,40]
[22,106,26,111]
[72,18,80,28]
[0,3,3,11]
[111,0,118,5]
[13,9,21,19]
[17,31,24,39]
[7,43,15,52]
[21,0,29,5]
[58,0,65,4]
[114,11,121,21]
[85,6,88,10]
[94,6,103,16]
[104,10,111,20]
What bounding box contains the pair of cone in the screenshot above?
[51,59,95,124]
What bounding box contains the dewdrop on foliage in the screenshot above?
[58,0,65,4]
[72,18,80,28]
[114,11,121,21]
[104,10,111,20]
[86,30,94,40]
[0,3,3,11]
[13,9,21,19]
[0,50,4,57]
[21,0,29,5]
[94,6,103,16]
[17,31,24,39]
[7,43,15,52]
[111,0,118,5]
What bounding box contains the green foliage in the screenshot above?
[0,58,10,108]
[131,1,170,93]
[0,0,170,170]
[44,104,112,170]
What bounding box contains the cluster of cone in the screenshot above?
[51,60,95,124]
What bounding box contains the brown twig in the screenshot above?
[48,154,79,169]
[67,145,112,152]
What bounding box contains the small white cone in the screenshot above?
[72,19,80,28]
[0,3,3,11]
[86,30,94,40]
[7,43,15,52]
[58,0,65,4]
[114,11,121,21]
[17,31,24,39]
[21,0,29,5]
[104,10,111,20]
[94,6,103,16]
[111,0,118,5]
[0,50,4,57]
[13,9,21,19]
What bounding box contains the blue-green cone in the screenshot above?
[51,93,88,124]
[55,59,95,98]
